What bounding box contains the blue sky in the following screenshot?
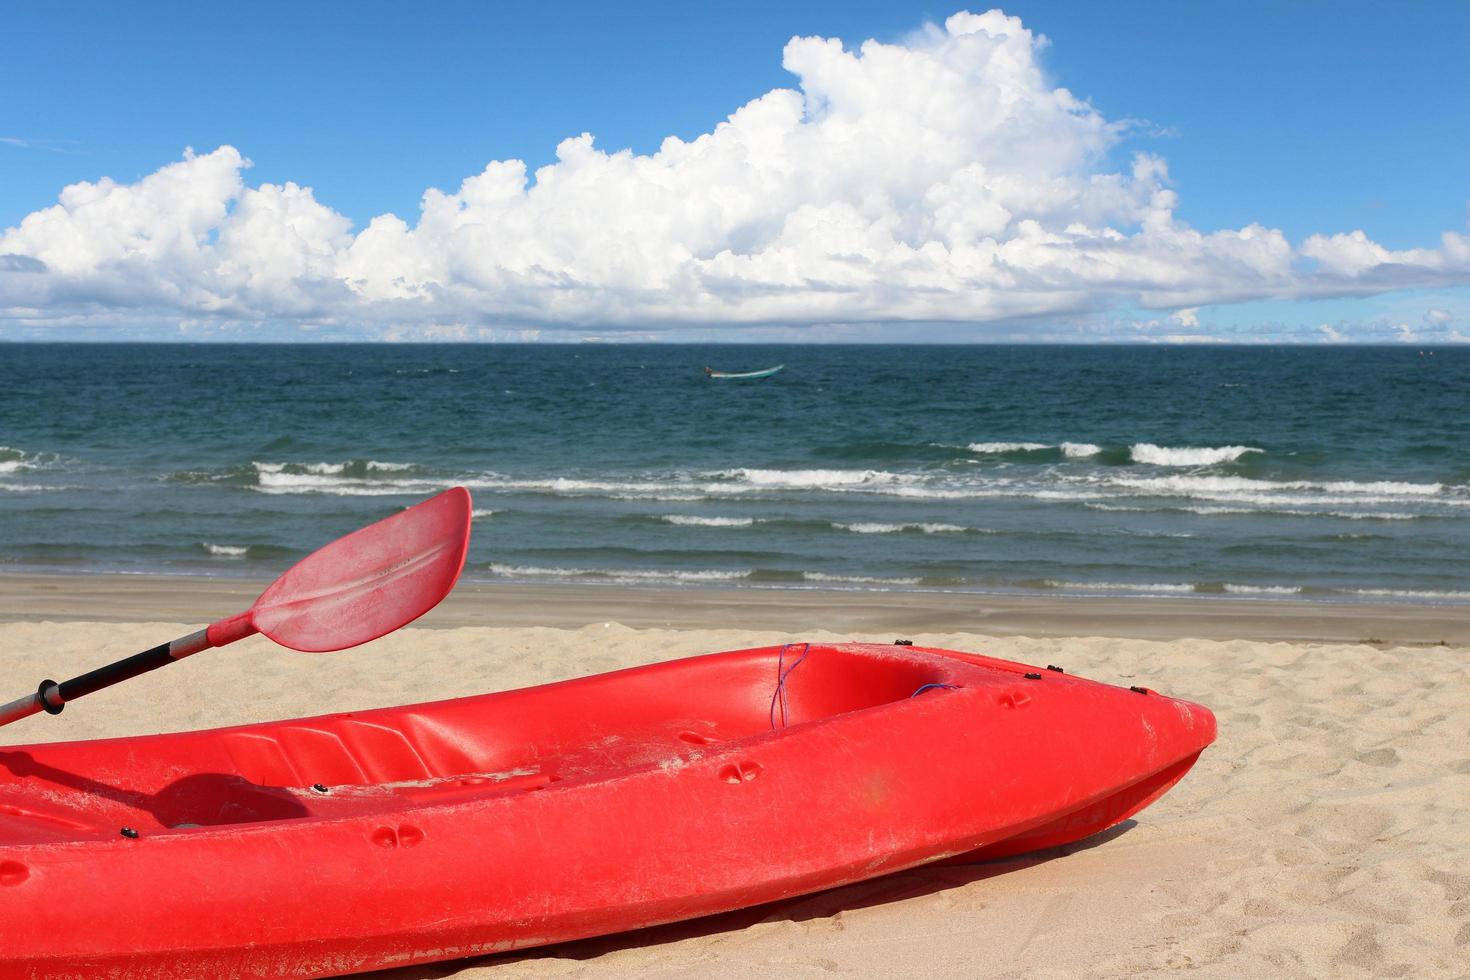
[2,0,1468,341]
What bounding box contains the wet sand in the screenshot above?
[3,572,1467,645]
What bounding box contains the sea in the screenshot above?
[2,343,1467,603]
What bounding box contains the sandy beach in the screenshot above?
[2,575,1467,977]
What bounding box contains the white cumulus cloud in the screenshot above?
[3,8,1469,338]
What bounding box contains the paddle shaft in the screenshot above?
[0,628,214,729]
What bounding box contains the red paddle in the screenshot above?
[0,486,473,730]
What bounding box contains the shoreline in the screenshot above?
[3,570,1466,644]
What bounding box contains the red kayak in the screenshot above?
[0,641,1215,978]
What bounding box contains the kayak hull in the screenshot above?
[0,643,1215,978]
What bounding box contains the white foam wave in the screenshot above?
[1112,474,1445,499]
[255,460,413,476]
[0,447,60,474]
[660,515,755,527]
[964,441,1102,458]
[1223,584,1302,595]
[836,522,904,534]
[611,492,706,502]
[834,521,967,534]
[800,572,924,586]
[487,563,587,579]
[202,543,248,557]
[487,563,750,583]
[874,484,1105,502]
[1322,480,1443,496]
[1042,580,1197,594]
[1061,442,1102,457]
[883,486,1006,500]
[967,441,1049,453]
[471,509,497,519]
[1130,443,1263,466]
[711,468,912,490]
[1085,502,1425,520]
[254,478,442,496]
[0,482,72,492]
[250,460,438,496]
[477,476,672,495]
[1030,489,1107,501]
[1345,588,1470,601]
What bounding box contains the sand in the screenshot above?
[1,576,1467,978]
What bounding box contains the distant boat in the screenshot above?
[705,364,784,380]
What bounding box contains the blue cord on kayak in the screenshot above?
[769,642,812,730]
[910,683,957,698]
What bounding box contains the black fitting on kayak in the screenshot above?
[893,639,912,646]
[1046,664,1065,673]
[311,784,330,794]
[1023,672,1042,680]
[37,681,63,715]
[120,827,139,839]
[1130,686,1150,695]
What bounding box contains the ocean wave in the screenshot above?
[487,563,750,584]
[1222,583,1303,595]
[477,476,671,495]
[659,515,756,527]
[1040,580,1197,594]
[256,460,418,477]
[255,480,443,497]
[1061,442,1103,458]
[800,572,924,586]
[967,442,1050,453]
[1321,481,1445,496]
[249,459,443,496]
[1110,474,1446,498]
[709,468,913,490]
[1084,502,1427,520]
[471,509,498,519]
[0,447,61,474]
[196,542,294,559]
[1129,443,1262,466]
[1344,587,1470,602]
[963,441,1102,458]
[832,521,968,534]
[0,482,73,493]
[610,492,706,502]
[880,486,1007,501]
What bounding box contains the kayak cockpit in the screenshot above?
[1,644,960,840]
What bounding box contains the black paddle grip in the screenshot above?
[55,642,176,705]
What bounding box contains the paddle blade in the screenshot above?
[249,487,472,652]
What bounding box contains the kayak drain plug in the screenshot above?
[311,783,330,794]
[120,827,139,839]
[1023,672,1042,680]
[1047,665,1065,673]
